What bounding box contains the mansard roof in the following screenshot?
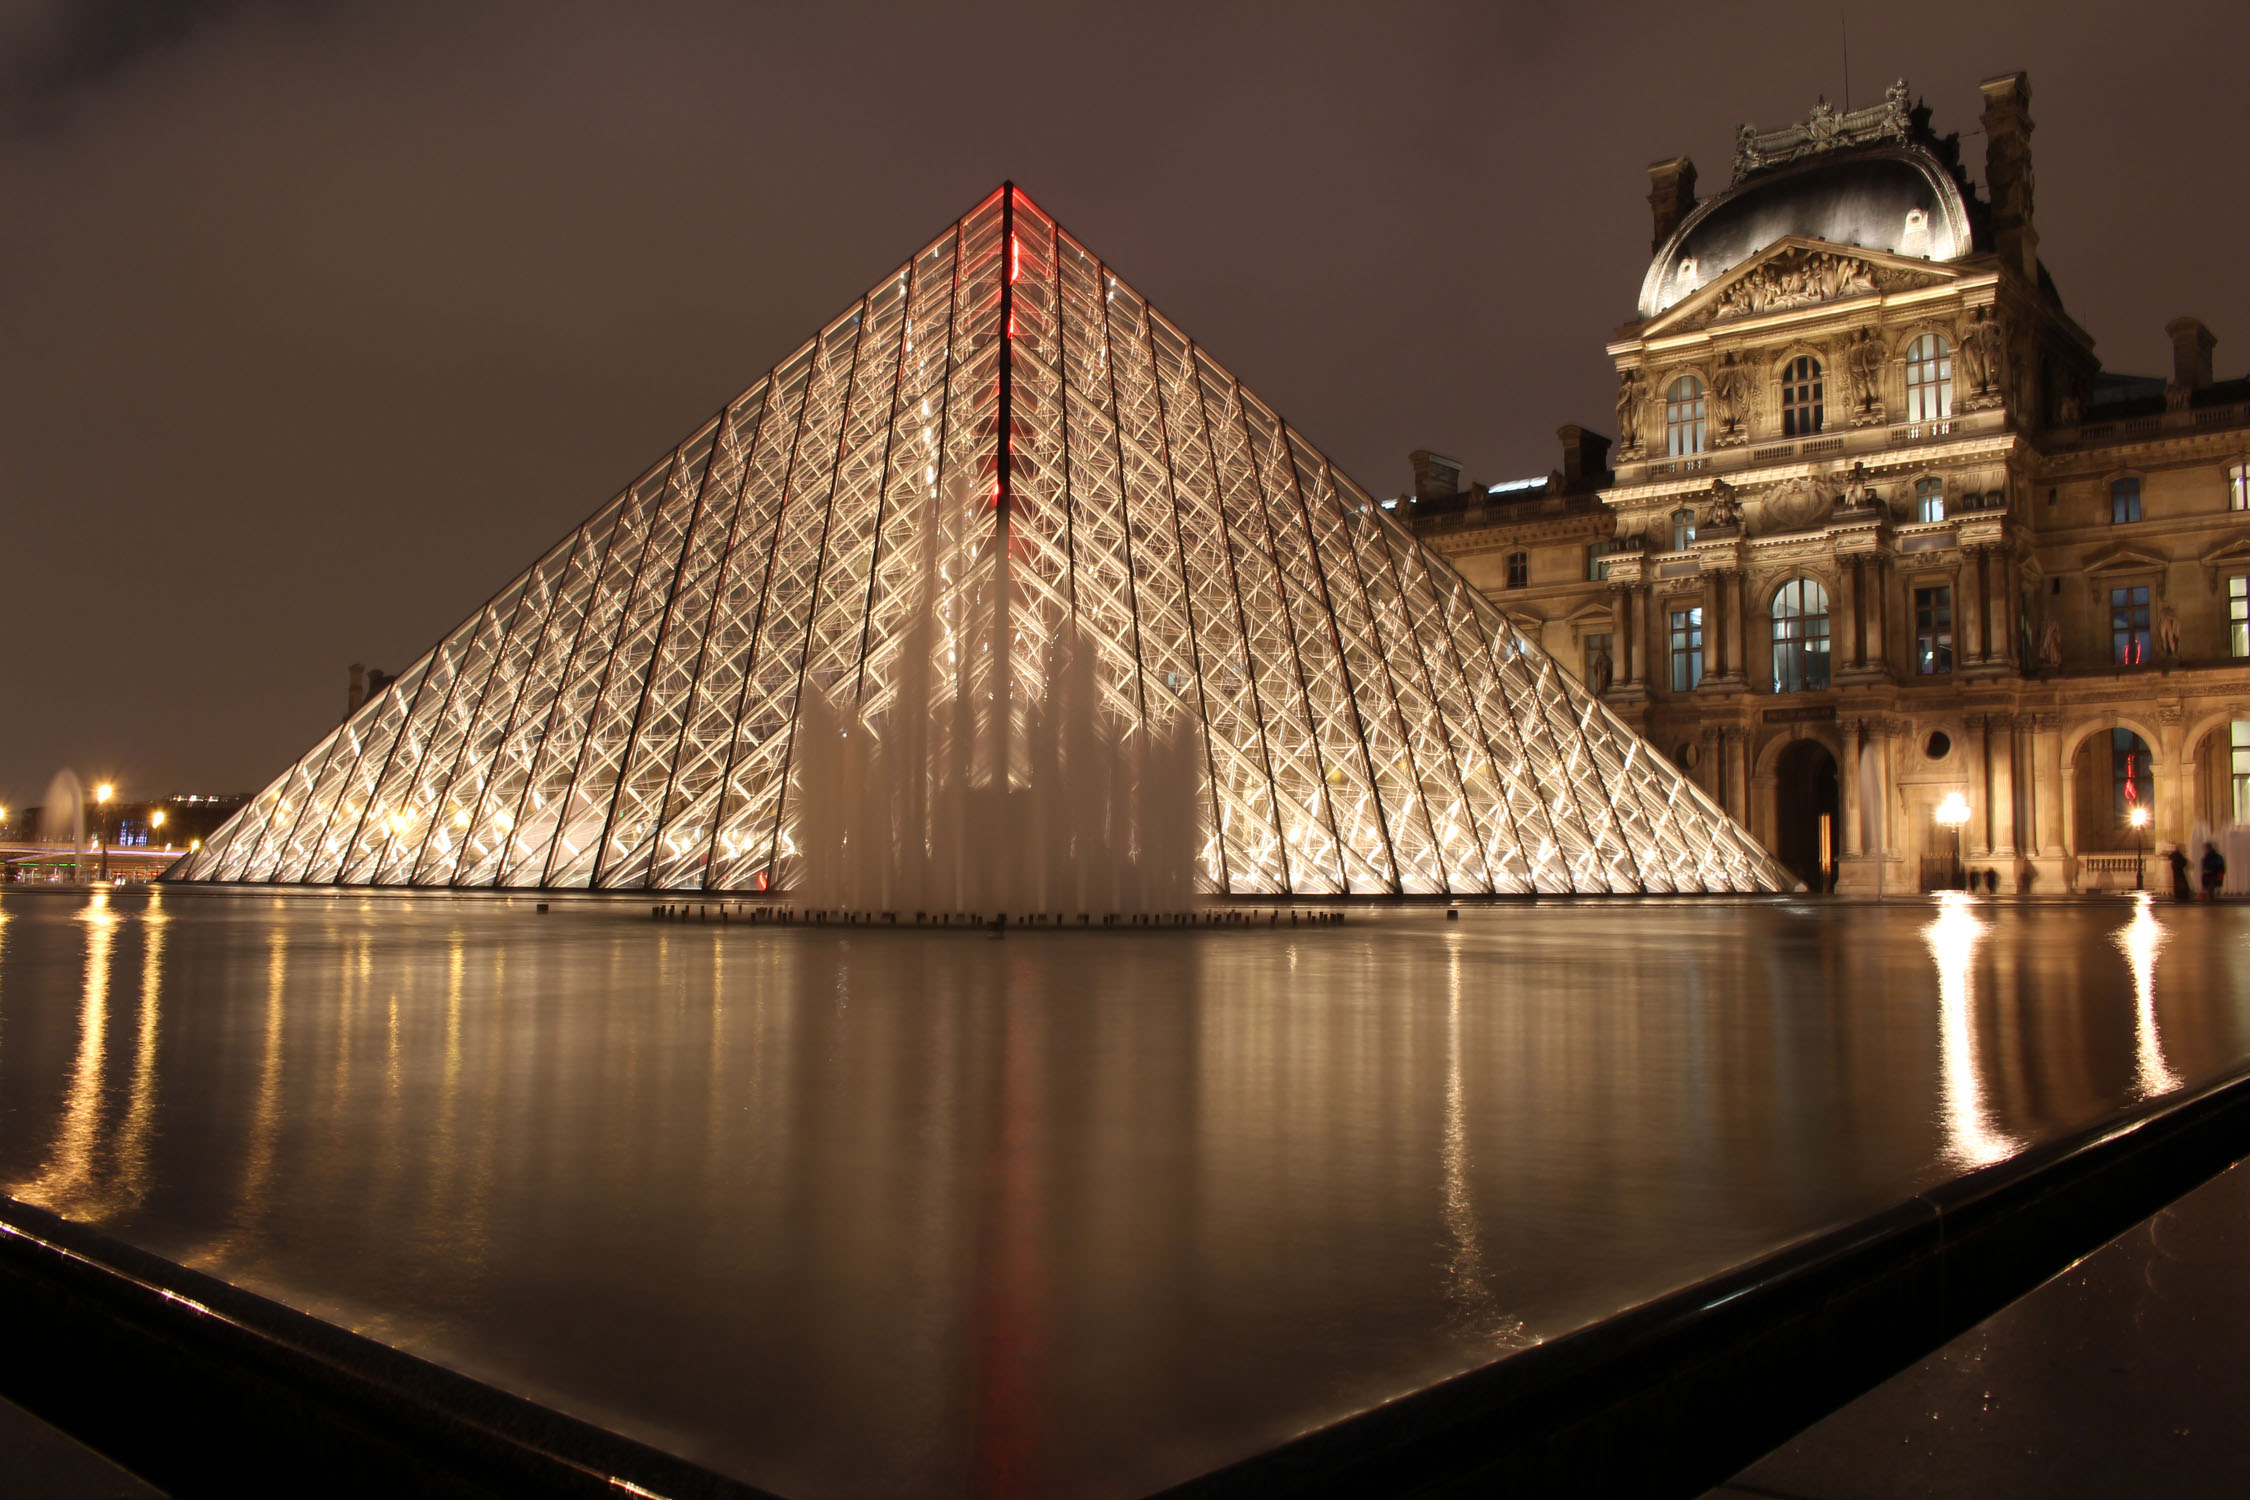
[1638,84,1984,321]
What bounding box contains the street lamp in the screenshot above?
[2129,805,2151,891]
[152,807,167,852]
[95,782,113,883]
[1934,791,1971,891]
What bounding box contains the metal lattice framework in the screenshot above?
[173,186,1786,896]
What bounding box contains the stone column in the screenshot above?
[1956,551,1982,671]
[1615,585,1639,686]
[2156,709,2187,850]
[1839,718,1864,857]
[1976,548,1995,662]
[1726,724,1749,821]
[1702,582,1722,684]
[1729,572,1750,685]
[1864,557,1889,673]
[1962,713,1991,858]
[1845,555,1863,665]
[1989,714,2019,857]
[1867,717,1897,874]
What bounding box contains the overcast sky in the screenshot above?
[4,0,2246,806]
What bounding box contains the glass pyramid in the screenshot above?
[173,186,1786,897]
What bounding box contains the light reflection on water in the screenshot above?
[0,889,2246,1500]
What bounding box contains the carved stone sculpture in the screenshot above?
[2158,600,2182,658]
[1712,249,1876,321]
[1958,308,2006,411]
[1588,645,1614,696]
[1732,81,1914,182]
[2037,612,2064,670]
[1845,329,1886,424]
[1705,476,1742,529]
[1615,368,1647,456]
[1711,354,1750,444]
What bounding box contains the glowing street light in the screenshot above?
[95,782,114,884]
[2129,804,2151,891]
[1933,790,1972,890]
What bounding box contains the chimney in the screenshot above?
[1409,449,1463,501]
[1557,425,1613,490]
[2166,316,2216,392]
[346,662,366,720]
[1978,72,2038,281]
[1647,157,1698,254]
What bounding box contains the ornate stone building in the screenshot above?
[1409,73,2250,893]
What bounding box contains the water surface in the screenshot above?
[1,888,2245,1497]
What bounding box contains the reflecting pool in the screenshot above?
[2,888,2246,1498]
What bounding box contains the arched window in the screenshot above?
[1905,334,1953,422]
[1781,356,1824,437]
[1671,508,1695,551]
[1665,376,1706,457]
[1915,477,1945,524]
[2112,729,2154,828]
[1770,577,1832,693]
[1505,550,1529,589]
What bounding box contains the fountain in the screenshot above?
[789,478,1199,919]
[39,769,87,883]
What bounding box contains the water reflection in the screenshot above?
[2114,894,2181,1100]
[1924,893,2020,1170]
[0,894,2242,1500]
[12,889,119,1213]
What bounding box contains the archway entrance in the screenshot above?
[1773,739,1839,892]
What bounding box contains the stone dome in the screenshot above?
[1639,146,1976,319]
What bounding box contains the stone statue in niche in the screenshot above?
[1711,354,1751,444]
[2158,600,2182,658]
[1705,476,1742,530]
[2036,612,2064,671]
[1615,368,1648,456]
[1958,308,2006,410]
[1588,645,1614,696]
[1845,329,1886,424]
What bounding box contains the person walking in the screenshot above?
[2167,845,2194,901]
[2201,842,2227,902]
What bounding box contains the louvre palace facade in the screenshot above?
[1409,72,2250,894]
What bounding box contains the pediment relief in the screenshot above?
[2198,535,2250,580]
[1743,476,1836,538]
[2081,543,2171,576]
[1643,239,1958,337]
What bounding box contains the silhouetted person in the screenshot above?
[2202,842,2227,902]
[2167,846,2193,901]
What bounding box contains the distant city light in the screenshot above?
[1488,477,1543,495]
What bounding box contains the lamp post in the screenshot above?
[1934,791,1971,891]
[2129,804,2150,891]
[151,807,167,852]
[95,782,113,884]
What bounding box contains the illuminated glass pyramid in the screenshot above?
[174,186,1785,896]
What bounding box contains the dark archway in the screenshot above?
[1774,739,1840,891]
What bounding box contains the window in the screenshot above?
[1670,607,1703,692]
[1781,356,1824,437]
[1915,478,1945,524]
[2112,729,2152,828]
[1665,376,1707,457]
[1671,508,1695,551]
[2231,576,2249,658]
[2111,477,2142,524]
[2111,584,2151,665]
[2233,721,2250,824]
[1586,543,1611,582]
[1915,585,1953,674]
[2232,464,2249,512]
[1505,550,1529,589]
[1582,632,1613,686]
[1770,577,1832,693]
[1904,334,1953,422]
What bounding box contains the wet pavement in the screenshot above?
[0,886,2245,1498]
[1711,1152,2250,1499]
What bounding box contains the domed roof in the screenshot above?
[1639,144,1976,319]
